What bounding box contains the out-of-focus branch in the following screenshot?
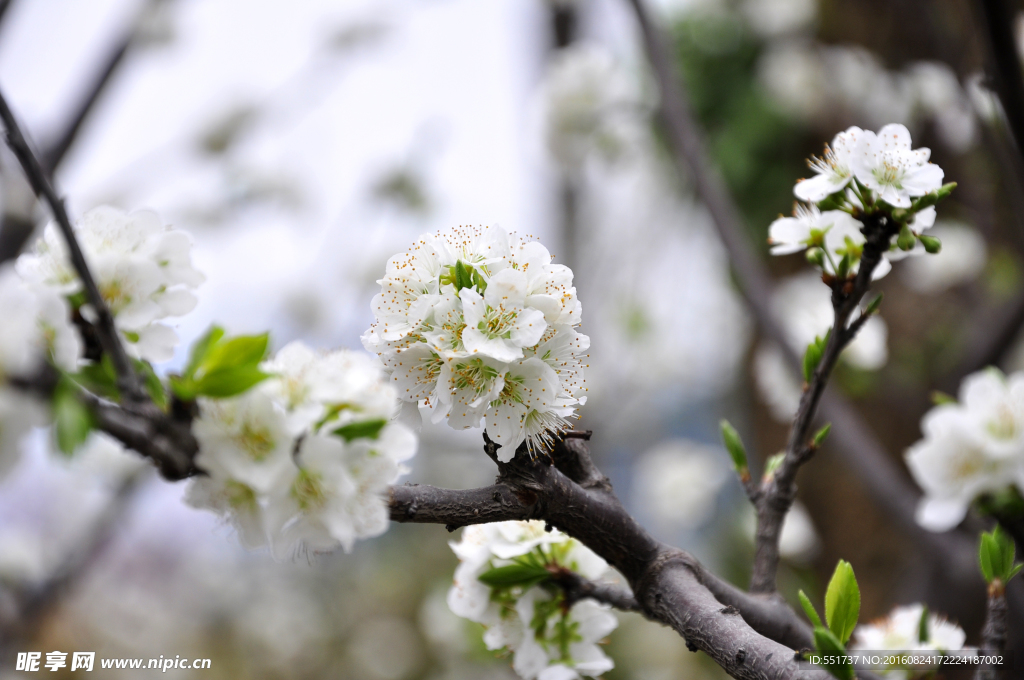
[0,89,143,401]
[0,0,161,267]
[977,0,1024,156]
[624,0,979,581]
[976,585,1009,680]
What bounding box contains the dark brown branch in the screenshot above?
[548,569,642,613]
[977,0,1024,157]
[624,0,981,585]
[0,89,143,401]
[390,438,831,679]
[976,586,1009,680]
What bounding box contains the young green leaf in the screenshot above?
[824,560,860,645]
[812,423,832,448]
[53,379,94,455]
[719,419,748,474]
[799,590,824,629]
[803,339,823,382]
[477,563,550,587]
[762,453,785,482]
[204,334,269,372]
[979,531,996,583]
[184,325,225,379]
[333,418,389,442]
[864,293,883,317]
[812,627,855,680]
[192,366,271,398]
[918,605,930,645]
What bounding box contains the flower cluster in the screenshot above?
[769,124,948,279]
[906,369,1024,532]
[186,341,415,555]
[852,603,965,679]
[447,521,617,680]
[362,225,587,460]
[0,264,80,478]
[17,206,204,363]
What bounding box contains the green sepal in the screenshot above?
[910,182,957,211]
[806,248,825,267]
[333,418,389,442]
[824,559,860,645]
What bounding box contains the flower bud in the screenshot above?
[919,234,942,254]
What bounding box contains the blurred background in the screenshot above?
[0,0,1020,677]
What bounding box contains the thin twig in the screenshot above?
[549,568,643,613]
[0,89,142,401]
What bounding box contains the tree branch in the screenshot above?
[977,0,1024,157]
[0,88,143,401]
[548,568,642,614]
[976,586,1009,680]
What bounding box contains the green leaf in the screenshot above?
[812,423,832,448]
[73,358,119,400]
[53,379,94,456]
[204,333,269,372]
[455,260,474,292]
[824,560,860,645]
[477,563,550,587]
[813,627,855,680]
[763,452,785,482]
[133,359,168,409]
[192,366,271,398]
[333,418,389,442]
[864,293,883,317]
[979,532,996,583]
[1009,564,1024,581]
[799,590,824,629]
[836,253,850,279]
[918,605,930,644]
[803,339,823,382]
[719,419,748,473]
[184,325,224,378]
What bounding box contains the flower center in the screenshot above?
[292,468,327,512]
[236,421,275,461]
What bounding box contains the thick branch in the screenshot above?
[390,438,832,679]
[0,89,142,400]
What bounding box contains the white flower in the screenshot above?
[794,127,863,202]
[0,265,80,378]
[753,343,802,422]
[851,124,944,208]
[193,390,294,493]
[767,205,883,277]
[267,424,415,556]
[853,603,964,678]
[447,521,616,680]
[906,369,1024,531]
[17,206,204,363]
[189,342,417,555]
[364,226,587,457]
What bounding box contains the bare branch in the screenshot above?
[976,588,1009,680]
[977,0,1024,157]
[0,89,143,401]
[548,569,642,614]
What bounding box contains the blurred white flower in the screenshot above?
[631,439,729,530]
[17,206,204,363]
[538,43,650,173]
[851,124,944,208]
[447,520,615,680]
[907,62,976,152]
[853,603,964,678]
[772,273,888,371]
[900,222,986,293]
[0,265,79,378]
[753,343,802,422]
[741,0,816,37]
[907,369,1024,531]
[0,386,47,480]
[363,226,587,459]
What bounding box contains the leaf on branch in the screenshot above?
[824,560,860,646]
[53,377,94,455]
[799,590,824,629]
[719,419,748,476]
[812,627,854,680]
[477,563,550,588]
[171,326,271,400]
